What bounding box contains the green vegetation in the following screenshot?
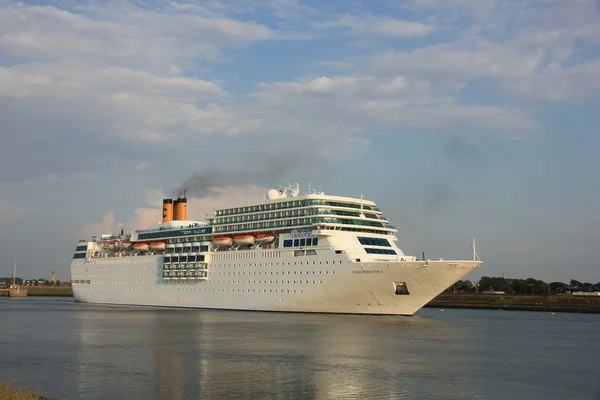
[428,276,600,313]
[449,277,600,295]
[26,287,72,297]
[0,381,53,400]
[427,293,600,313]
[0,277,64,288]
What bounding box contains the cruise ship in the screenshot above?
[70,183,481,315]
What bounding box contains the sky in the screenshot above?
[1,0,599,284]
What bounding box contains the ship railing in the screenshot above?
[216,199,380,217]
[214,210,387,226]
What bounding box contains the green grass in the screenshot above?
[25,287,72,297]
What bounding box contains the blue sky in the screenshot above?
[1,0,599,283]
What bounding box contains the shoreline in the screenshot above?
[0,381,52,400]
[425,293,600,314]
[10,288,600,313]
[19,287,73,297]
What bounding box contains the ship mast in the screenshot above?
[360,193,365,218]
[471,238,480,261]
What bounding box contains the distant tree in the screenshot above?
[461,280,475,293]
[511,280,528,295]
[550,281,568,294]
[570,279,582,287]
[451,280,475,293]
[525,278,548,294]
[55,280,61,287]
[479,276,510,293]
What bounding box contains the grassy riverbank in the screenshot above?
[425,293,600,313]
[0,381,51,400]
[25,287,72,297]
[12,286,600,313]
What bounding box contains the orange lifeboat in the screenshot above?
[212,237,233,247]
[133,242,149,252]
[150,241,166,251]
[234,235,254,246]
[255,233,275,244]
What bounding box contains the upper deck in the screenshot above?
[208,184,396,236]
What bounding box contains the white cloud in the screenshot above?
[77,211,117,239]
[46,172,92,185]
[505,60,600,102]
[0,197,30,219]
[251,74,537,134]
[317,14,434,37]
[0,3,275,67]
[396,0,600,102]
[0,0,598,187]
[0,61,225,100]
[0,60,260,147]
[134,162,152,172]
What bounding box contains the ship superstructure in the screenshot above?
[70,183,481,315]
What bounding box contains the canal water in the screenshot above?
[1,297,599,399]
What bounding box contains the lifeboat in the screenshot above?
[255,233,275,244]
[234,235,255,246]
[116,240,132,249]
[150,241,166,251]
[212,237,233,247]
[133,242,149,252]
[103,241,116,250]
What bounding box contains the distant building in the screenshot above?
[481,290,506,295]
[51,271,56,282]
[571,291,600,296]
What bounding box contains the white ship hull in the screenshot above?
[71,251,479,316]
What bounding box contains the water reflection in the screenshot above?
[72,307,482,399]
[3,299,600,399]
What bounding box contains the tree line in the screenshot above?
[0,277,62,287]
[448,277,600,295]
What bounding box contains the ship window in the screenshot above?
[198,255,205,262]
[172,256,179,263]
[191,246,199,252]
[358,237,391,247]
[164,256,171,263]
[312,238,318,246]
[395,282,410,295]
[73,253,86,259]
[365,248,396,255]
[200,245,209,252]
[293,239,300,247]
[175,247,182,253]
[188,255,196,262]
[183,246,191,253]
[300,238,306,246]
[75,245,87,252]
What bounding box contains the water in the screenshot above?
[1,298,599,400]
